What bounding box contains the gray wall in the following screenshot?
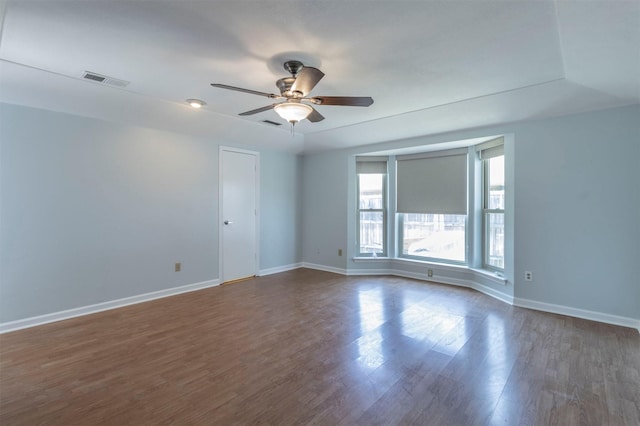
[260,149,303,270]
[513,108,639,318]
[1,102,638,324]
[0,103,302,322]
[301,151,349,269]
[301,105,640,320]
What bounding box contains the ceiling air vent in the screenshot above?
[262,120,282,126]
[81,71,130,87]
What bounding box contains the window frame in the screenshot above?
[356,167,388,257]
[481,152,505,272]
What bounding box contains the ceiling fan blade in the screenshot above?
[238,104,276,116]
[290,67,325,96]
[312,96,374,107]
[307,107,325,123]
[211,83,278,99]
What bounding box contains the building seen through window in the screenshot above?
[400,213,466,262]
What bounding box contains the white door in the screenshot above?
[220,148,258,282]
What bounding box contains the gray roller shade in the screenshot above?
[356,157,387,174]
[396,149,467,215]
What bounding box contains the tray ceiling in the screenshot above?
[1,0,638,152]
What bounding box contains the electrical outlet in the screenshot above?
[524,271,533,281]
[338,249,343,256]
[427,269,433,277]
[175,262,181,272]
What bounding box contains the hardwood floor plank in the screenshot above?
[1,269,638,425]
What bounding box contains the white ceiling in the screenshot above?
[1,0,638,153]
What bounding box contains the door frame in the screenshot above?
[218,146,260,282]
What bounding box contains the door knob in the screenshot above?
[224,220,233,225]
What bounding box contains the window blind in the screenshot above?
[356,156,387,174]
[477,137,504,160]
[396,149,467,215]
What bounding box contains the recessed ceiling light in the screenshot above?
[186,99,206,108]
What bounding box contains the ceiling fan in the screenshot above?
[211,60,373,125]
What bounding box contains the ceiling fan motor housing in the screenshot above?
[276,77,296,97]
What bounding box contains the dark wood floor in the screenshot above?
[1,269,638,425]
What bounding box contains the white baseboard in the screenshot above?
[0,279,220,334]
[472,281,514,305]
[514,297,640,333]
[347,268,393,276]
[301,262,348,275]
[259,263,303,276]
[428,275,472,289]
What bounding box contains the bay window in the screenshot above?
[354,137,507,274]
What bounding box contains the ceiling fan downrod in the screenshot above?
[283,60,304,76]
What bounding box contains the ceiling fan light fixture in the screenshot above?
[211,61,373,126]
[274,102,312,123]
[186,99,206,108]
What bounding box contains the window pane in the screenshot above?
[359,174,384,209]
[486,212,504,268]
[487,155,505,210]
[402,213,466,262]
[360,211,384,254]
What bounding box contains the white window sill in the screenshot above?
[352,256,391,262]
